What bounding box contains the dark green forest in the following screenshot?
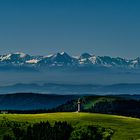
[3,121,113,140]
[50,96,140,118]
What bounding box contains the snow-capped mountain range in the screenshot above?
[0,52,140,69]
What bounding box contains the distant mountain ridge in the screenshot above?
[0,52,140,70]
[1,83,140,94]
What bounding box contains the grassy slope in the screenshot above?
[83,97,116,109]
[0,113,140,140]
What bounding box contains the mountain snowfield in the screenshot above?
[0,52,140,70]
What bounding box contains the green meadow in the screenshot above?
[0,112,140,140]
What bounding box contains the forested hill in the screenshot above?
[51,95,140,118]
[0,93,140,117]
[0,93,78,110]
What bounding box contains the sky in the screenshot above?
[0,0,140,58]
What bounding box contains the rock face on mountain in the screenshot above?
[0,52,31,64]
[38,52,77,66]
[0,52,140,70]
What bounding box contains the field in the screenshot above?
[0,112,140,140]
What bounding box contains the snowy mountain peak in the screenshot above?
[26,59,39,64]
[80,53,92,59]
[60,51,67,55]
[0,52,140,69]
[0,52,32,64]
[14,52,27,57]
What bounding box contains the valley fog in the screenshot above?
[1,71,140,86]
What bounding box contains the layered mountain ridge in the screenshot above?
[0,52,140,69]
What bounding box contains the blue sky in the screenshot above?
[0,0,140,58]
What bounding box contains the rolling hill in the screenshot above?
[0,113,140,140]
[0,93,140,114]
[52,95,140,118]
[0,93,78,110]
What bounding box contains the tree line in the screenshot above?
[3,121,113,140]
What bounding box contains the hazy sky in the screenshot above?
[0,0,140,58]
